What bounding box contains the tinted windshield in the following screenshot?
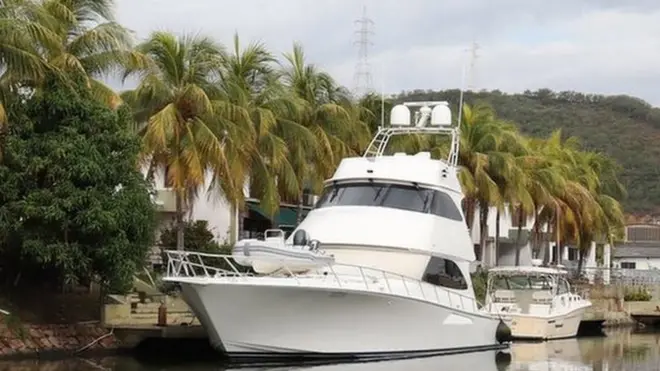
[492,275,553,291]
[315,182,463,221]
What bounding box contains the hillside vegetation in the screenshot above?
[395,89,660,215]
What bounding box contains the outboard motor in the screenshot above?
[292,229,310,246]
[495,319,513,344]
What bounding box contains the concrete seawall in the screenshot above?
[0,290,205,359]
[0,322,120,359]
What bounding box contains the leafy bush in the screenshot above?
[158,221,246,293]
[160,220,225,254]
[471,269,488,307]
[0,74,157,294]
[624,287,652,302]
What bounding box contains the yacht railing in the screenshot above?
[164,250,481,314]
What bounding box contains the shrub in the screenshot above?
[471,269,488,306]
[624,287,652,302]
[158,221,248,293]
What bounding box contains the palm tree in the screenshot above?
[280,43,369,222]
[357,92,391,135]
[455,103,522,262]
[0,0,62,152]
[487,131,534,266]
[35,0,140,108]
[121,31,248,250]
[218,34,313,218]
[524,136,567,264]
[529,130,625,272]
[570,150,625,276]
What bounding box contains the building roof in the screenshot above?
[613,242,660,259]
[488,266,567,276]
[625,224,660,243]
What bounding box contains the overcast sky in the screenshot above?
[114,0,660,106]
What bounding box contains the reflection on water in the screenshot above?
[1,329,660,370]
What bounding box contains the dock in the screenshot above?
[626,301,660,327]
[102,284,210,351]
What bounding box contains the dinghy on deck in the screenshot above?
[232,229,335,274]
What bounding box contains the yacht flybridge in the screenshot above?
[483,265,591,340]
[163,101,512,361]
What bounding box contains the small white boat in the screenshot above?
[232,229,335,274]
[483,264,591,340]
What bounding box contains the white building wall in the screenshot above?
[470,205,566,267]
[469,205,540,244]
[497,245,533,266]
[146,165,240,245]
[612,257,660,270]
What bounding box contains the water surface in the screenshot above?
[1,329,659,370]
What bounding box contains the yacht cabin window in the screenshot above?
[421,257,468,290]
[492,275,553,291]
[315,182,463,221]
[557,278,570,295]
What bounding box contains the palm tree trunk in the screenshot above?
[296,196,304,226]
[543,217,552,265]
[479,202,489,265]
[554,208,561,265]
[576,247,585,279]
[575,233,587,279]
[175,191,185,251]
[463,198,476,231]
[514,210,524,266]
[229,203,238,244]
[532,206,546,264]
[495,209,500,266]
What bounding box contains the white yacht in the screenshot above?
[164,101,511,360]
[483,264,591,340]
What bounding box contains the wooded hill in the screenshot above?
[394,89,660,216]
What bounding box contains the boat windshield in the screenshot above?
[490,274,553,291]
[315,182,463,221]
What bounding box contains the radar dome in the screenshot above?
[431,104,452,126]
[390,105,411,126]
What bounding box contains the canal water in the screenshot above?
[1,329,658,370]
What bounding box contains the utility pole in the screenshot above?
[352,5,374,98]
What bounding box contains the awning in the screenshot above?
[246,201,308,227]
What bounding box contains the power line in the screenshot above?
[352,5,374,98]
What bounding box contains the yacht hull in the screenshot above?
[177,280,505,359]
[501,307,587,340]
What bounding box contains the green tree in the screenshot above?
[0,73,156,293]
[0,0,61,150]
[38,0,139,107]
[280,44,370,222]
[160,220,222,254]
[122,31,248,250]
[218,34,309,218]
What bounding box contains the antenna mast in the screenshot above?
[352,6,374,98]
[466,41,480,91]
[457,41,480,132]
